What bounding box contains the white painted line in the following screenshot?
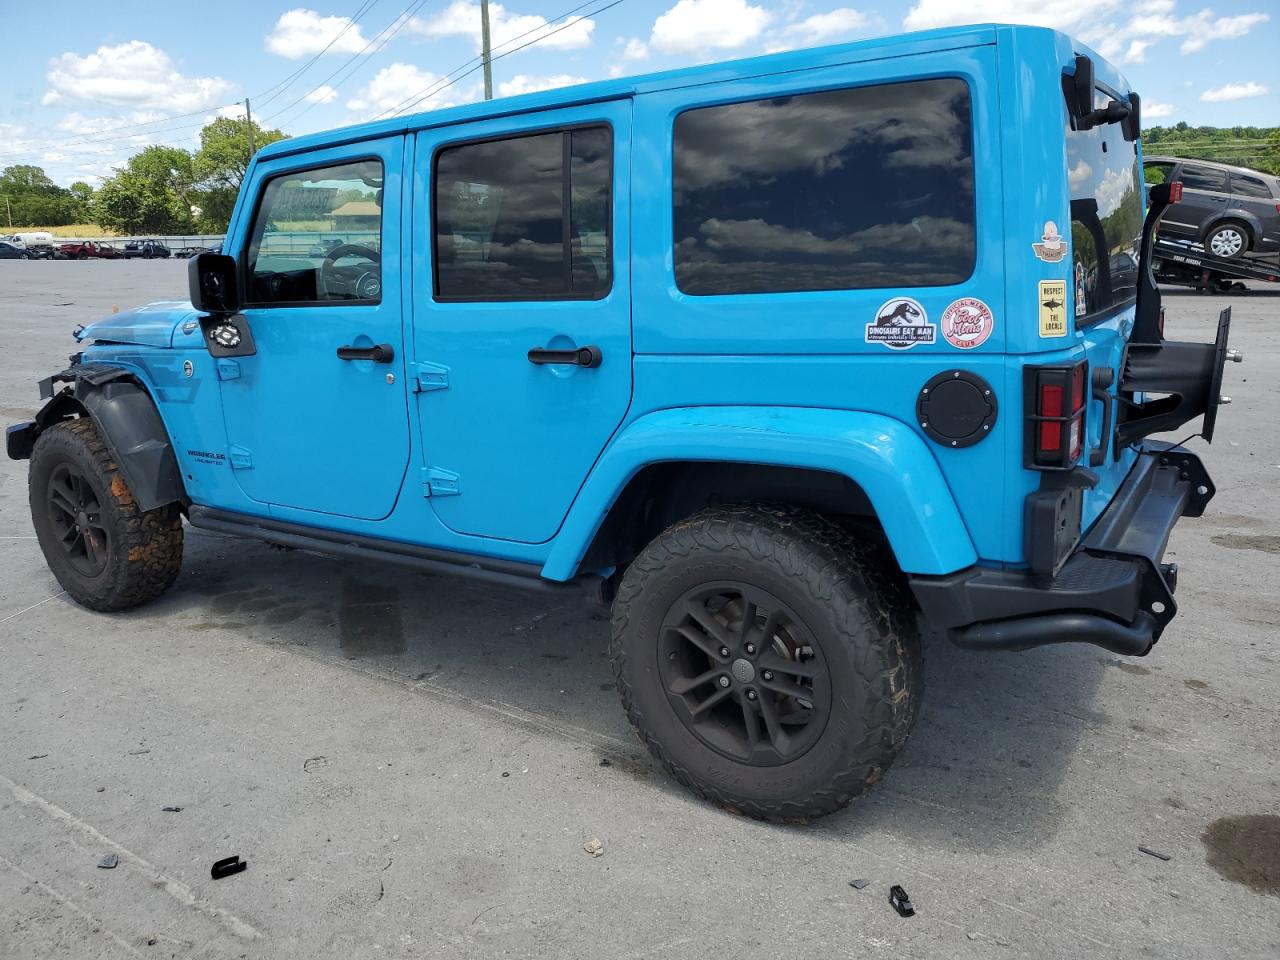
[0,592,64,625]
[0,853,147,959]
[0,773,262,941]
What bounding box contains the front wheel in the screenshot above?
[611,505,923,821]
[1205,222,1249,259]
[29,419,183,611]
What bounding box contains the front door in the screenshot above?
[411,101,632,543]
[218,138,410,520]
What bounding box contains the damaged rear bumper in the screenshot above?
[909,442,1213,656]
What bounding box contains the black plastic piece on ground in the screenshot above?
[1138,845,1172,861]
[889,885,915,917]
[848,879,870,890]
[97,853,118,869]
[211,855,247,880]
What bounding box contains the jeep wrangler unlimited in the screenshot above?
[7,25,1241,820]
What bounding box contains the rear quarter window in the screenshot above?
[671,77,976,296]
[1231,173,1273,199]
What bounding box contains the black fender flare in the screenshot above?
[20,364,187,512]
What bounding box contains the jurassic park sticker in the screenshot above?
[865,297,935,350]
[1032,220,1068,262]
[1039,280,1068,338]
[941,298,994,349]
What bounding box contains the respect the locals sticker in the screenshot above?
[1039,280,1068,338]
[941,298,994,349]
[865,297,935,350]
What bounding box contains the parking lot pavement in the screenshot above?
[1,259,1278,959]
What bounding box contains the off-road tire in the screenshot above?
[29,418,183,611]
[611,504,923,821]
[1204,221,1250,259]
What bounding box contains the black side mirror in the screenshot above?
[1064,54,1094,122]
[189,253,239,315]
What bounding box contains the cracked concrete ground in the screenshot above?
[1,260,1278,959]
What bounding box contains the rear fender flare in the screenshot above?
[32,365,186,512]
[541,406,977,580]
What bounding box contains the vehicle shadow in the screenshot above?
[148,527,1108,852]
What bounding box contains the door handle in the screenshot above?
[337,343,395,363]
[527,345,602,368]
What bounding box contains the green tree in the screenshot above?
[1143,124,1279,175]
[92,146,198,235]
[193,117,287,231]
[0,164,81,226]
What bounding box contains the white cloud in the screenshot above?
[1200,81,1268,103]
[497,74,589,97]
[650,0,772,55]
[623,37,649,60]
[265,8,371,59]
[766,7,871,53]
[903,0,1119,32]
[346,62,474,119]
[409,1,595,53]
[44,41,232,112]
[1144,101,1176,118]
[304,85,339,104]
[903,1,1267,65]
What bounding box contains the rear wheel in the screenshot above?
[1206,222,1249,259]
[29,419,183,611]
[611,504,922,821]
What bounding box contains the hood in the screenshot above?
[75,301,199,349]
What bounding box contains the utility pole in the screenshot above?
[480,0,493,100]
[4,196,11,229]
[244,98,255,159]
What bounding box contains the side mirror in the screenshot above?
[188,252,239,315]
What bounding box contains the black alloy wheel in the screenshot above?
[44,461,111,577]
[659,582,830,766]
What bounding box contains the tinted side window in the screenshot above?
[1178,164,1227,191]
[1143,162,1174,185]
[246,159,384,305]
[433,126,612,300]
[1232,173,1273,199]
[672,78,975,296]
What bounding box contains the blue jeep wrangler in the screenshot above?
[6,25,1240,820]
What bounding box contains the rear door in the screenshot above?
[410,100,632,543]
[1066,92,1145,523]
[1172,163,1230,240]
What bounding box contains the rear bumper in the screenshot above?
[909,442,1213,656]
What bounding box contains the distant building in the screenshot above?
[330,200,380,231]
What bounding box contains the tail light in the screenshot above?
[1024,361,1088,469]
[1169,181,1183,202]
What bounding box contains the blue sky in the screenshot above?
[1,0,1275,186]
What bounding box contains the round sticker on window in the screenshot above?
[941,298,994,350]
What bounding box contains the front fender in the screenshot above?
[542,406,977,580]
[14,364,186,512]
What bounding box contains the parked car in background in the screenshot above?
[96,242,119,259]
[57,240,117,260]
[12,231,55,258]
[0,240,28,259]
[121,240,171,259]
[308,238,344,258]
[1143,156,1280,259]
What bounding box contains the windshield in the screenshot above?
[1066,91,1144,325]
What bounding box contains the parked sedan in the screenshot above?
[121,240,172,259]
[0,241,27,259]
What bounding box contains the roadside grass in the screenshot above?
[11,224,118,237]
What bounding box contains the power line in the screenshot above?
[260,0,433,127]
[380,0,621,120]
[254,0,383,110]
[0,0,384,158]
